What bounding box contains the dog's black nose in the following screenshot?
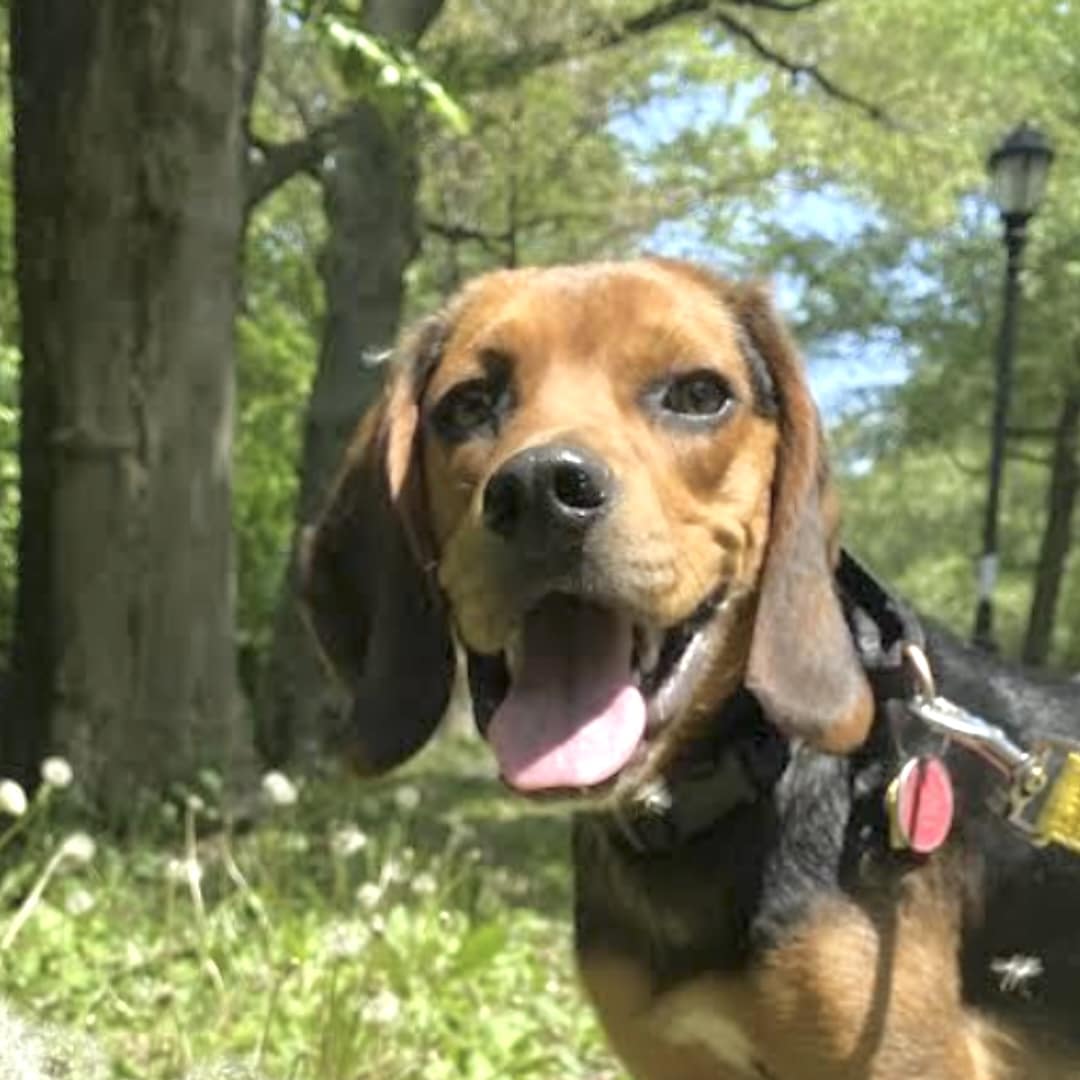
[483,444,612,543]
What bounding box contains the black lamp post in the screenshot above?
[972,123,1055,651]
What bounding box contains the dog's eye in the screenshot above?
[660,371,733,418]
[433,380,499,441]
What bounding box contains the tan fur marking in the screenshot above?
[580,952,761,1080]
[581,867,1066,1080]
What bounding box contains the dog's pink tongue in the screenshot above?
[488,596,645,791]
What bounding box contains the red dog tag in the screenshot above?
[886,756,954,854]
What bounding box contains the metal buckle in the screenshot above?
[901,644,1080,856]
[1008,740,1080,854]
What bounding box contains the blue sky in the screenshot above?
[611,82,912,422]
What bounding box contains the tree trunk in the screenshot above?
[255,1,447,763]
[6,0,259,805]
[1022,382,1080,668]
[256,104,421,761]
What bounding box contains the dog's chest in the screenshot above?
[579,951,765,1079]
[577,901,988,1080]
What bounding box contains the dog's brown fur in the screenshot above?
[303,260,1080,1078]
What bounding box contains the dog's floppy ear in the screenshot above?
[733,283,873,753]
[301,318,455,775]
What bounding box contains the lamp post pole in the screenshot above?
[971,123,1054,653]
[972,214,1027,651]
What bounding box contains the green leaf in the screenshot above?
[321,17,470,133]
[453,922,509,975]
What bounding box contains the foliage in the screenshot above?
[834,421,1052,658]
[727,0,1080,666]
[0,741,623,1079]
[410,1,779,308]
[322,18,469,134]
[235,178,323,663]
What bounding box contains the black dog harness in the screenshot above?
[613,550,1080,857]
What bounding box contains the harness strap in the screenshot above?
[611,550,919,854]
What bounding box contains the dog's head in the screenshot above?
[303,260,873,799]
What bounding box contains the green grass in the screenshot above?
[0,739,624,1079]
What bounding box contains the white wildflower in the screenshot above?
[0,778,27,818]
[282,831,311,854]
[65,888,96,916]
[362,988,402,1026]
[261,770,298,807]
[60,832,96,865]
[330,825,369,859]
[411,872,437,897]
[356,882,382,909]
[322,919,371,961]
[381,859,406,885]
[40,756,74,789]
[185,793,206,814]
[165,856,202,886]
[393,785,420,812]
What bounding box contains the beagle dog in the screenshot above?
[303,259,1080,1078]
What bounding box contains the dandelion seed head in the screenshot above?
[411,872,437,896]
[356,882,382,909]
[330,825,368,859]
[165,857,201,885]
[0,778,28,818]
[362,988,402,1026]
[65,888,96,917]
[260,771,298,808]
[60,832,96,865]
[40,756,74,789]
[322,919,371,961]
[393,785,420,812]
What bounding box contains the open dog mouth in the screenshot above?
[466,589,727,794]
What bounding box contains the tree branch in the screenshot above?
[711,9,894,127]
[1008,426,1055,441]
[449,0,893,128]
[727,0,825,10]
[1007,449,1053,468]
[424,218,511,255]
[246,109,356,210]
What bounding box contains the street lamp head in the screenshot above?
[987,122,1055,221]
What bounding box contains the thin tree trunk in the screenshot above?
[7,0,259,805]
[255,0,445,762]
[1022,381,1080,668]
[256,105,421,762]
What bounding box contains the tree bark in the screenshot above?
[256,103,423,762]
[1022,380,1080,669]
[6,0,259,804]
[255,0,447,762]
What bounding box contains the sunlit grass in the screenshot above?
[0,739,623,1079]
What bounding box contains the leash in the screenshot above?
[839,550,1080,858]
[900,641,1080,855]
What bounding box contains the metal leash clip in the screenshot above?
[902,644,1080,856]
